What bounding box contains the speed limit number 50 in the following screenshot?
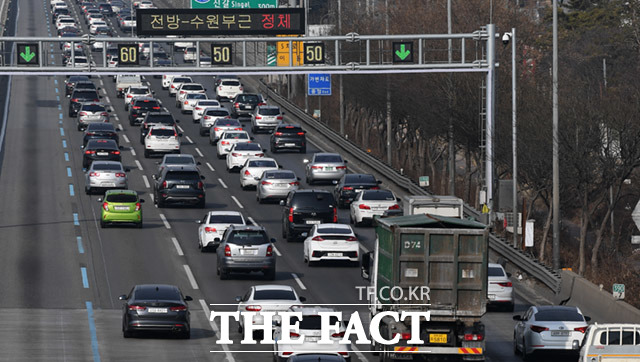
[211,44,233,65]
[118,44,139,65]
[304,42,324,65]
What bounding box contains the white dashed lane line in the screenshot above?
[206,162,215,171]
[171,237,184,256]
[134,160,143,171]
[198,299,237,362]
[291,273,307,290]
[130,148,136,156]
[177,125,184,132]
[159,214,171,229]
[142,175,150,188]
[195,147,204,157]
[185,136,194,144]
[218,178,228,189]
[122,134,130,143]
[231,196,243,209]
[183,265,199,290]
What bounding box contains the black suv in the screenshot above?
[280,190,337,242]
[82,139,121,169]
[333,174,382,208]
[270,124,306,153]
[83,123,119,147]
[153,165,206,208]
[128,97,162,125]
[139,111,178,143]
[64,75,91,96]
[231,93,264,120]
[68,89,100,117]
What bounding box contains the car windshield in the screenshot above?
[135,287,180,301]
[265,171,295,179]
[599,330,640,345]
[229,231,269,245]
[235,143,261,151]
[92,163,122,171]
[165,171,200,181]
[237,95,260,103]
[248,160,276,168]
[150,129,175,137]
[488,267,506,277]
[317,226,351,234]
[224,132,248,139]
[299,315,340,330]
[221,80,241,86]
[362,191,395,201]
[345,174,376,184]
[259,108,280,116]
[534,309,584,322]
[81,105,105,112]
[253,289,296,301]
[315,154,343,163]
[164,156,194,164]
[146,115,174,124]
[105,194,137,203]
[209,214,244,224]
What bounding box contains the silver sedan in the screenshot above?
[85,161,128,194]
[256,170,300,203]
[304,153,348,185]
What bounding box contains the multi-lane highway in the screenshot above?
[0,0,550,361]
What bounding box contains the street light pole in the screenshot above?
[552,0,560,270]
[447,0,455,196]
[338,0,344,136]
[385,0,392,165]
[511,27,518,248]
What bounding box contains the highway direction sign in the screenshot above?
[392,41,413,63]
[613,283,625,300]
[17,43,38,65]
[191,0,278,9]
[308,73,331,96]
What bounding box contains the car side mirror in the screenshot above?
[107,108,112,112]
[214,237,221,242]
[178,133,183,137]
[281,111,285,115]
[263,149,267,152]
[507,272,512,278]
[66,94,70,98]
[332,180,338,185]
[361,252,372,280]
[196,220,202,224]
[80,145,85,149]
[278,165,283,169]
[200,175,205,180]
[184,296,193,302]
[97,198,103,202]
[512,315,523,321]
[344,160,348,163]
[279,200,285,206]
[303,159,309,164]
[377,180,383,184]
[270,238,276,243]
[118,294,127,300]
[97,87,102,90]
[175,119,180,123]
[296,177,301,181]
[99,95,103,99]
[584,316,591,322]
[196,161,202,165]
[151,90,155,94]
[250,137,255,140]
[254,177,260,181]
[235,296,242,302]
[300,232,308,238]
[299,296,306,302]
[119,146,124,150]
[125,168,131,172]
[151,175,157,180]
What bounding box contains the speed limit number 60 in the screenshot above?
[211,44,233,65]
[118,44,139,65]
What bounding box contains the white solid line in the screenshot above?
[122,134,130,143]
[130,148,136,156]
[206,162,215,171]
[291,273,307,290]
[134,160,143,171]
[199,299,237,362]
[142,175,150,188]
[231,196,243,209]
[177,125,184,132]
[185,136,194,144]
[195,147,204,157]
[183,265,199,290]
[159,214,171,229]
[171,237,184,256]
[360,244,370,254]
[247,216,258,226]
[218,178,228,189]
[273,246,282,257]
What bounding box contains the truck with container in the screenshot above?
[403,195,465,218]
[115,74,143,98]
[361,214,489,361]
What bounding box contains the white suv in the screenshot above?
[216,79,243,101]
[144,126,181,158]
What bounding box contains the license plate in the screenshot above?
[275,183,288,188]
[97,152,108,156]
[175,185,189,189]
[244,105,251,109]
[306,336,320,342]
[114,206,129,211]
[429,334,447,343]
[389,353,412,360]
[241,249,257,255]
[284,143,295,147]
[551,330,570,336]
[147,308,167,313]
[488,294,496,300]
[102,183,116,187]
[327,252,343,257]
[306,220,321,225]
[324,167,334,171]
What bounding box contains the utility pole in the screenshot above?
[552,0,560,270]
[385,0,392,165]
[447,0,455,196]
[511,28,518,248]
[339,0,344,135]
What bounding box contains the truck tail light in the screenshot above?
[224,245,231,256]
[359,204,371,210]
[266,245,273,257]
[195,107,202,110]
[392,333,411,340]
[134,202,141,211]
[288,207,294,222]
[205,227,216,233]
[388,204,400,210]
[464,333,484,341]
[102,202,109,211]
[333,207,337,222]
[530,325,549,333]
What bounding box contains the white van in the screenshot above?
[579,323,640,362]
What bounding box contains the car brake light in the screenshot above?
[388,204,400,210]
[346,236,358,241]
[312,236,324,241]
[530,325,549,333]
[311,166,322,169]
[277,116,283,120]
[71,98,78,102]
[331,331,345,338]
[288,207,294,222]
[256,153,264,157]
[218,86,222,90]
[89,172,100,176]
[239,86,243,91]
[169,305,187,311]
[234,128,242,131]
[336,166,347,170]
[574,326,587,333]
[392,332,411,340]
[128,305,146,311]
[132,106,141,109]
[115,172,125,177]
[152,106,160,110]
[102,202,109,211]
[205,227,217,233]
[261,180,272,185]
[359,204,371,210]
[180,90,185,94]
[231,153,240,157]
[245,305,262,311]
[274,132,283,136]
[126,94,133,98]
[171,84,175,88]
[161,181,167,188]
[221,141,229,145]
[195,107,201,110]
[214,127,221,131]
[343,186,353,190]
[497,281,512,287]
[197,181,203,189]
[234,102,239,108]
[111,151,120,155]
[134,202,141,211]
[184,101,189,105]
[266,245,273,257]
[371,186,380,190]
[333,207,337,222]
[85,150,96,154]
[255,116,262,120]
[224,245,231,256]
[289,332,300,338]
[78,112,87,116]
[244,170,251,176]
[289,181,300,186]
[464,333,484,341]
[101,112,108,116]
[297,132,305,135]
[258,102,266,106]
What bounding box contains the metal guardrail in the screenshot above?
[251,78,561,293]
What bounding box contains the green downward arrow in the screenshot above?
[395,44,410,60]
[20,46,35,62]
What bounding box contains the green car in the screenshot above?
[98,190,144,228]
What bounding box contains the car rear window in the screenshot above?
[234,143,261,151]
[68,76,90,82]
[106,194,137,203]
[187,93,207,99]
[488,266,506,277]
[316,226,351,234]
[292,192,335,207]
[259,108,280,116]
[253,289,296,301]
[173,77,192,83]
[265,171,295,179]
[224,132,248,139]
[198,101,219,106]
[277,126,303,134]
[164,156,194,164]
[135,287,180,301]
[146,114,175,124]
[150,129,175,137]
[345,174,376,184]
[221,80,241,86]
[534,309,584,322]
[599,330,640,345]
[248,160,277,168]
[362,190,395,201]
[134,100,160,108]
[73,91,99,99]
[228,231,269,245]
[209,214,244,224]
[81,104,106,112]
[86,123,115,131]
[75,83,97,90]
[181,84,204,90]
[299,315,340,330]
[130,88,148,94]
[237,94,260,102]
[208,110,232,117]
[315,154,343,163]
[165,171,200,181]
[93,163,122,171]
[87,139,117,149]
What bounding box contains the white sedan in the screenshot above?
[197,211,246,251]
[215,130,252,159]
[181,93,208,114]
[192,99,221,122]
[239,157,279,190]
[349,189,400,226]
[226,142,265,171]
[236,285,306,339]
[303,223,360,266]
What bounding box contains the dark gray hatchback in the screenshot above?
[216,225,277,280]
[153,165,206,208]
[270,124,306,153]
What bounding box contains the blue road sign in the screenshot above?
[308,73,331,96]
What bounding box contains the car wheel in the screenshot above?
[257,196,264,204]
[157,198,165,208]
[300,147,306,154]
[513,334,520,355]
[199,129,205,137]
[197,199,206,209]
[85,187,92,195]
[100,219,106,228]
[217,153,224,160]
[124,104,129,111]
[123,328,133,338]
[522,339,531,361]
[175,102,180,108]
[506,302,515,312]
[251,125,257,133]
[77,124,83,131]
[270,146,277,153]
[180,330,190,339]
[144,149,150,158]
[306,177,313,185]
[68,111,74,117]
[219,268,229,280]
[129,119,135,126]
[264,268,276,280]
[308,260,317,267]
[136,222,143,229]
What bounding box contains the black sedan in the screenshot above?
[333,173,382,208]
[119,284,192,338]
[83,123,119,147]
[82,139,121,169]
[64,75,91,96]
